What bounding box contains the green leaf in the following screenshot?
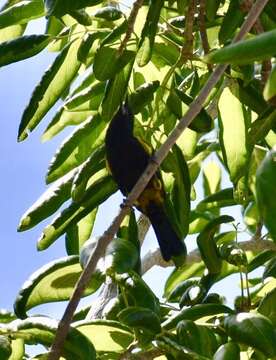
[206,29,276,65]
[41,107,91,142]
[164,262,205,299]
[65,208,97,255]
[9,316,96,359]
[0,0,44,28]
[156,334,210,360]
[203,161,221,196]
[0,336,11,360]
[218,242,247,267]
[166,277,201,303]
[258,287,276,326]
[71,145,105,201]
[197,215,234,274]
[0,34,51,68]
[18,38,82,141]
[14,256,103,318]
[224,312,276,357]
[128,81,159,114]
[263,257,276,279]
[256,149,276,242]
[177,320,219,357]
[0,23,26,43]
[94,46,135,81]
[137,0,164,67]
[101,60,133,122]
[37,175,117,250]
[218,87,249,184]
[213,342,240,360]
[118,307,161,335]
[9,339,24,360]
[18,170,75,231]
[264,66,276,103]
[47,114,106,184]
[93,6,123,21]
[197,188,236,211]
[73,319,133,355]
[218,0,244,44]
[80,237,139,274]
[0,310,16,324]
[163,303,234,330]
[64,82,105,112]
[115,272,160,314]
[45,0,103,17]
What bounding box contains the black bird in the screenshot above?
[105,103,186,264]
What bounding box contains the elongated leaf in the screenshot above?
[47,114,106,184]
[197,215,234,274]
[71,145,105,201]
[218,0,244,44]
[256,149,276,242]
[177,320,219,357]
[258,287,276,326]
[18,170,75,231]
[14,256,103,318]
[42,107,91,142]
[218,87,249,184]
[65,209,97,255]
[101,60,134,122]
[9,338,24,360]
[18,38,82,141]
[224,313,276,357]
[213,342,240,360]
[264,65,276,102]
[45,0,102,17]
[118,306,161,334]
[0,336,11,359]
[9,317,96,359]
[0,34,51,67]
[206,29,276,65]
[73,319,133,354]
[37,175,117,250]
[163,303,234,330]
[80,236,139,275]
[197,187,236,211]
[137,0,164,66]
[164,262,205,299]
[93,6,123,21]
[0,23,26,42]
[0,0,44,29]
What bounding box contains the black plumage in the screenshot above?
[105,103,186,263]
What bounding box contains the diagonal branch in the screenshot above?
[48,1,270,358]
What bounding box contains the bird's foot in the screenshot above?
[120,198,132,209]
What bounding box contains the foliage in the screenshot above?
[1,0,276,358]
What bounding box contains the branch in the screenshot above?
[181,0,197,61]
[198,0,212,71]
[141,239,276,274]
[118,0,144,55]
[48,1,269,358]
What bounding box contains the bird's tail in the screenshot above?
[146,202,186,264]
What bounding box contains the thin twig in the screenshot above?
[198,0,212,71]
[48,1,269,358]
[181,0,197,61]
[118,0,144,55]
[141,238,276,274]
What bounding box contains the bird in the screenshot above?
[105,102,186,265]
